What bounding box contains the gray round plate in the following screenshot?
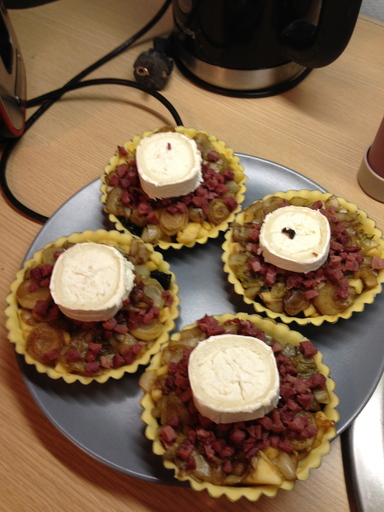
[17,154,384,484]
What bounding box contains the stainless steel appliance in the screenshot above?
[172,0,362,95]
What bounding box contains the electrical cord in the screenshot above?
[26,0,172,109]
[0,0,183,224]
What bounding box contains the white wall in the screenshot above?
[360,0,384,21]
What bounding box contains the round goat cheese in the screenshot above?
[188,334,280,424]
[50,242,135,322]
[259,205,331,274]
[136,131,202,199]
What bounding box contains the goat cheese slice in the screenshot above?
[50,242,135,322]
[259,205,331,274]
[136,131,202,199]
[188,334,280,424]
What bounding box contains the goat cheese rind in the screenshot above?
[259,205,331,274]
[188,334,280,424]
[50,242,135,322]
[136,132,202,199]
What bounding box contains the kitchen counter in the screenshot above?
[1,1,383,511]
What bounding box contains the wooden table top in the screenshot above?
[1,1,383,511]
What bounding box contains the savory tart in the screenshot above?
[140,313,338,501]
[222,190,384,325]
[6,229,179,384]
[100,126,247,249]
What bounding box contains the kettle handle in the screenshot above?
[280,0,362,68]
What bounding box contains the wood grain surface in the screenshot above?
[1,2,383,511]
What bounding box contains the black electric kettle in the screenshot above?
[172,0,362,96]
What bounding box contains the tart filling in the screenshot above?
[100,126,246,249]
[140,313,338,501]
[6,230,179,384]
[223,190,384,325]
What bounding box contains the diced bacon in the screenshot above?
[297,393,314,410]
[112,353,125,368]
[137,202,152,215]
[327,267,344,283]
[42,348,60,363]
[299,425,318,439]
[310,200,323,210]
[372,256,384,269]
[103,317,118,330]
[270,410,286,432]
[174,373,189,390]
[186,456,196,470]
[344,245,361,253]
[286,274,304,289]
[28,281,39,292]
[197,315,226,336]
[237,320,265,340]
[222,169,235,181]
[223,195,238,211]
[247,424,262,439]
[243,437,256,453]
[39,263,54,277]
[40,277,51,288]
[160,425,177,447]
[85,361,100,374]
[334,278,350,300]
[345,256,360,271]
[230,428,246,445]
[330,240,344,252]
[66,349,82,362]
[220,444,236,458]
[179,387,192,402]
[85,350,96,362]
[279,439,294,453]
[204,443,219,462]
[271,341,283,353]
[306,372,326,389]
[287,414,308,432]
[299,340,318,357]
[117,145,128,157]
[249,257,262,272]
[100,356,113,369]
[191,196,209,214]
[286,399,301,413]
[257,416,273,430]
[280,384,296,401]
[113,323,129,334]
[305,289,319,300]
[88,342,102,354]
[195,428,215,443]
[30,266,42,281]
[177,439,195,460]
[265,265,277,285]
[206,149,220,162]
[329,254,343,268]
[223,459,233,474]
[33,300,50,318]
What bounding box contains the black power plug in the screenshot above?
[133,37,173,90]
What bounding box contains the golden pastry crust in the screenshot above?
[222,190,384,326]
[139,313,338,501]
[6,229,179,384]
[100,126,247,249]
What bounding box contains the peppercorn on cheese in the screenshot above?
[259,206,331,274]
